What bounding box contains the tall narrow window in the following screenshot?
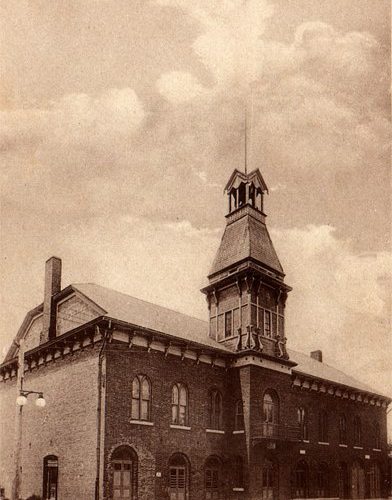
[205,456,222,499]
[318,411,328,443]
[354,416,362,446]
[233,456,244,489]
[373,423,380,449]
[297,407,308,440]
[131,375,151,421]
[263,390,279,437]
[172,383,188,426]
[43,455,58,500]
[209,389,223,430]
[235,400,244,431]
[264,310,271,337]
[339,414,347,444]
[262,459,278,499]
[224,311,232,338]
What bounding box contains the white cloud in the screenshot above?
[157,71,207,103]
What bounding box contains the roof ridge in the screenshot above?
[72,282,208,324]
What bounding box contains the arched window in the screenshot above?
[318,411,328,443]
[131,375,151,421]
[111,446,138,500]
[297,407,308,440]
[373,423,381,449]
[209,389,223,430]
[205,456,222,499]
[262,459,278,499]
[43,455,58,500]
[368,462,381,498]
[293,460,309,498]
[262,390,279,437]
[316,462,329,498]
[354,416,362,446]
[339,414,347,444]
[169,453,189,500]
[233,456,244,489]
[172,383,188,426]
[235,400,244,431]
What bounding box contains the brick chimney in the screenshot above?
[41,257,62,343]
[310,350,323,362]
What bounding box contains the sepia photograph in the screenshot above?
[0,1,391,499]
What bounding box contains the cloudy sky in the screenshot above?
[0,1,390,403]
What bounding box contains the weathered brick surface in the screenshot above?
[0,347,100,499]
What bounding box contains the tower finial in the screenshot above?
[244,105,248,175]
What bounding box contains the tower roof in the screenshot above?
[224,168,268,194]
[208,210,284,278]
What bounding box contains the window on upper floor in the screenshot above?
[318,411,328,443]
[235,400,244,431]
[172,383,188,426]
[354,416,362,446]
[264,310,271,338]
[339,414,347,444]
[131,375,151,421]
[263,390,279,437]
[209,389,223,430]
[224,311,233,338]
[373,423,381,449]
[297,407,308,440]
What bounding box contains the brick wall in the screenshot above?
[0,346,100,500]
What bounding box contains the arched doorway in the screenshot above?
[205,456,223,499]
[292,460,309,498]
[262,458,278,500]
[351,461,365,499]
[42,455,58,500]
[338,462,349,499]
[169,453,189,500]
[111,445,137,500]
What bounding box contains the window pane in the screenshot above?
[172,404,178,424]
[264,311,271,337]
[179,386,187,406]
[142,378,150,399]
[225,311,232,338]
[131,398,140,420]
[179,405,186,425]
[141,400,149,420]
[132,378,140,398]
[172,385,179,404]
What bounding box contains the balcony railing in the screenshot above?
[252,422,301,443]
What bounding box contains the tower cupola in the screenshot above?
[202,168,292,363]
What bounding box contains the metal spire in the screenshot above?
[244,105,248,175]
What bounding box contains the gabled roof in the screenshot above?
[224,168,268,193]
[209,214,284,277]
[3,282,389,400]
[72,283,228,351]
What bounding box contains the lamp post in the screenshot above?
[12,340,46,500]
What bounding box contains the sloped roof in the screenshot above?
[73,283,229,351]
[224,168,268,193]
[288,348,381,395]
[209,215,284,277]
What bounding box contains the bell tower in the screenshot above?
[201,168,291,360]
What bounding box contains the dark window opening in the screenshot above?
[172,383,188,426]
[43,455,58,500]
[224,311,232,338]
[209,390,223,430]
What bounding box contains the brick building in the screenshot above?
[0,168,390,500]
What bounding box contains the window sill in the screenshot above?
[353,446,363,450]
[302,439,310,443]
[170,424,191,430]
[339,443,348,448]
[129,420,154,426]
[233,488,245,492]
[372,448,381,452]
[233,430,245,434]
[318,442,329,446]
[206,429,225,434]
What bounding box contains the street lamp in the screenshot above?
[16,387,46,407]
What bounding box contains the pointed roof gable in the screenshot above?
[224,168,268,193]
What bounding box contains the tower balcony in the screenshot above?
[251,422,301,446]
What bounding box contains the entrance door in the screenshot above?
[169,466,186,500]
[338,462,349,499]
[262,460,277,500]
[43,455,58,500]
[113,460,133,499]
[351,461,365,499]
